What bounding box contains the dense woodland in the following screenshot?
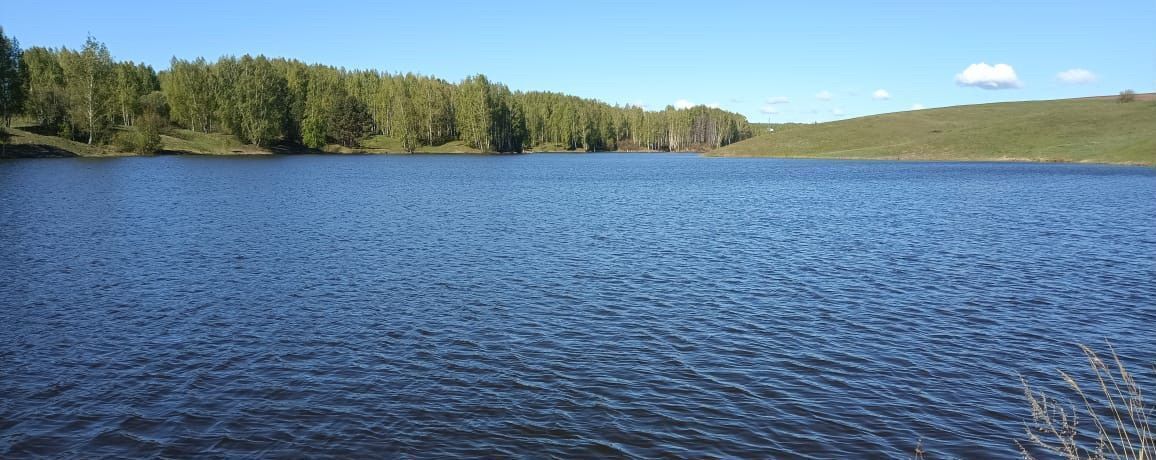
[0,29,752,153]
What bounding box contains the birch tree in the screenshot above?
[59,36,113,144]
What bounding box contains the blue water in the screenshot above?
[2,154,1154,457]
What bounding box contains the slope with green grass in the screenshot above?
[714,95,1156,165]
[1,126,114,158]
[0,126,272,158]
[356,135,483,154]
[160,129,267,155]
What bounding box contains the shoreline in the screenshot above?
[707,152,1156,167]
[4,144,1152,167]
[4,124,1151,167]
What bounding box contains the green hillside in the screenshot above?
[715,95,1156,165]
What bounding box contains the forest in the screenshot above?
[0,29,753,154]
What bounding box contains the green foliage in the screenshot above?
[517,92,750,152]
[161,57,215,132]
[330,94,371,148]
[280,60,309,141]
[112,117,163,154]
[123,91,169,154]
[394,74,423,152]
[113,61,158,126]
[301,64,342,148]
[20,47,66,128]
[0,26,25,127]
[453,74,528,152]
[139,90,169,120]
[235,55,288,146]
[58,36,115,144]
[136,112,165,153]
[13,32,753,154]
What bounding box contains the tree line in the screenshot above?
[0,29,752,153]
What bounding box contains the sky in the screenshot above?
[3,0,1153,123]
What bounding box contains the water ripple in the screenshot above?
[1,155,1154,458]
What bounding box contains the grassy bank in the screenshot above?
[0,124,268,158]
[160,129,267,155]
[1,125,117,158]
[356,135,483,154]
[2,124,635,158]
[714,95,1156,165]
[0,125,484,158]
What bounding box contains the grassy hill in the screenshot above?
[715,95,1156,165]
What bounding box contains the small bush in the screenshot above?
[1118,90,1137,103]
[112,121,163,154]
[112,130,140,153]
[135,112,165,153]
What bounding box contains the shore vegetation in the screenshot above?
[0,29,752,157]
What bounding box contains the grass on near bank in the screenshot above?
[914,342,1155,459]
[715,95,1156,165]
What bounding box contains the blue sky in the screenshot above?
[3,0,1153,122]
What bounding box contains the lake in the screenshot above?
[1,153,1154,457]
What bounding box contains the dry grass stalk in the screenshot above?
[1018,343,1154,460]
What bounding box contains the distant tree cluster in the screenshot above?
[0,29,753,153]
[520,92,750,151]
[159,58,752,152]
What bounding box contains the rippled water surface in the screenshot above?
[2,154,1154,457]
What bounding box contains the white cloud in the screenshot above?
[831,108,846,116]
[674,99,694,109]
[955,63,1022,89]
[910,103,925,111]
[766,96,790,104]
[1057,68,1097,84]
[872,89,891,100]
[816,90,833,101]
[760,105,780,115]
